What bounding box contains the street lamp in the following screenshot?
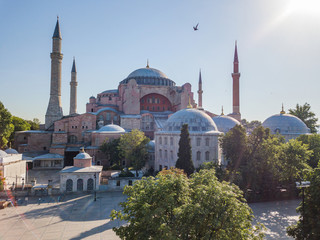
[94,173,97,201]
[22,178,24,190]
[296,181,310,235]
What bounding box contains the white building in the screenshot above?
[60,149,102,192]
[0,149,26,189]
[155,108,223,171]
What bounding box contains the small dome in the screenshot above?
[147,140,155,152]
[74,150,91,160]
[90,96,95,99]
[0,150,8,158]
[120,67,176,86]
[5,148,19,154]
[98,124,125,133]
[262,113,310,135]
[212,115,240,133]
[163,108,218,132]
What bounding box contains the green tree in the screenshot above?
[100,138,121,168]
[176,124,194,176]
[26,118,41,130]
[111,168,264,239]
[287,167,320,239]
[118,129,150,176]
[219,124,247,172]
[10,116,31,143]
[289,103,319,133]
[241,119,262,133]
[0,102,14,148]
[297,134,320,168]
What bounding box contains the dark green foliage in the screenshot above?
[287,167,320,239]
[297,134,320,168]
[119,170,135,178]
[10,116,31,143]
[0,102,14,148]
[111,168,264,239]
[26,118,40,130]
[100,138,121,167]
[289,103,319,133]
[176,124,194,176]
[241,119,262,133]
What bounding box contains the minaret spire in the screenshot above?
[70,57,78,115]
[45,18,64,129]
[231,41,241,121]
[197,69,203,109]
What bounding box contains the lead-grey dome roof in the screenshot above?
[98,124,125,133]
[212,115,240,133]
[74,151,91,160]
[262,113,310,135]
[120,67,176,86]
[163,108,218,132]
[0,150,8,158]
[5,148,19,154]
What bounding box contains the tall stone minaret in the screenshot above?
[197,69,203,109]
[45,17,63,130]
[69,58,77,115]
[231,41,241,121]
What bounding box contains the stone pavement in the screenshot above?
[0,192,126,240]
[0,191,300,240]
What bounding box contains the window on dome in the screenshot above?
[202,127,207,131]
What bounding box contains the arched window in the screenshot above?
[87,178,94,191]
[159,137,162,144]
[68,135,77,144]
[66,179,73,192]
[77,179,83,191]
[170,150,173,160]
[170,137,173,145]
[159,149,162,158]
[205,138,210,146]
[197,151,201,161]
[165,150,167,159]
[196,138,201,146]
[205,151,210,161]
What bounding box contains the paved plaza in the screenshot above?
[0,191,299,240]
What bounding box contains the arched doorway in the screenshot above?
[87,178,94,191]
[66,179,73,192]
[77,179,83,191]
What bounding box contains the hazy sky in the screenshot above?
[1,0,320,123]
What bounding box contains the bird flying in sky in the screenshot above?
[193,23,199,31]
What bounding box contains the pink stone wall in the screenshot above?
[74,158,92,168]
[50,148,65,155]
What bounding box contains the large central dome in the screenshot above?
[120,67,176,86]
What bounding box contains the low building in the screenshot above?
[0,149,26,189]
[60,149,102,192]
[32,153,64,169]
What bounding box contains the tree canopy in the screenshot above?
[118,129,150,175]
[111,168,264,240]
[0,102,14,148]
[289,103,319,133]
[176,124,194,176]
[297,134,320,168]
[9,116,31,143]
[99,138,121,168]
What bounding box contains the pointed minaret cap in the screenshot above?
[234,40,238,63]
[280,103,286,114]
[53,16,62,39]
[72,57,76,73]
[146,59,150,68]
[187,97,193,108]
[221,106,224,115]
[199,69,202,84]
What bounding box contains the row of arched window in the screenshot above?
[66,178,94,192]
[158,150,210,162]
[159,136,174,145]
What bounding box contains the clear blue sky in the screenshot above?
[1,0,320,124]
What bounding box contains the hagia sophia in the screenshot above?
[12,18,310,174]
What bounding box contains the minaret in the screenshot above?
[69,57,77,115]
[45,17,63,130]
[231,41,241,121]
[197,69,203,109]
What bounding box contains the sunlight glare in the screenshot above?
[286,0,320,16]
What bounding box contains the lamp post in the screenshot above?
[296,181,310,236]
[22,178,24,190]
[94,173,97,201]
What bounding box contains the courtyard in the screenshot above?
[0,190,299,240]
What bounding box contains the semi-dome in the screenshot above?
[0,150,8,158]
[163,108,218,132]
[120,66,176,86]
[98,124,125,133]
[212,115,240,133]
[5,148,19,154]
[262,113,310,136]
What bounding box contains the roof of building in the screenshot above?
[212,115,240,133]
[98,124,125,133]
[262,113,310,135]
[60,166,103,173]
[120,67,176,86]
[5,148,19,155]
[163,108,219,132]
[74,149,92,160]
[0,150,8,158]
[53,18,62,39]
[33,153,64,160]
[101,89,118,94]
